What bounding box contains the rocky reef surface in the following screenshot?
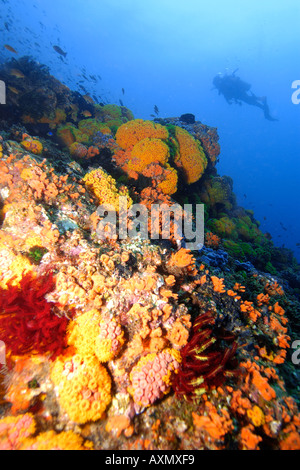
[0,58,300,450]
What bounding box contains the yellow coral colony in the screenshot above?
[127,138,169,173]
[67,309,125,362]
[83,167,132,211]
[115,119,169,150]
[51,353,111,424]
[173,126,207,184]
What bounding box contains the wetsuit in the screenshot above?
[213,73,277,121]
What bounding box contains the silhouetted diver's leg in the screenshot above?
[241,93,265,109]
[261,98,278,121]
[242,94,278,120]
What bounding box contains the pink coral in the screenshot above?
[128,348,181,407]
[0,413,36,450]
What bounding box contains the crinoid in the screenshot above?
[172,310,238,401]
[0,271,69,361]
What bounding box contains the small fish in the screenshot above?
[9,68,25,78]
[47,131,53,136]
[280,222,287,231]
[83,94,94,104]
[150,114,156,118]
[53,45,67,57]
[243,194,247,198]
[119,99,124,107]
[122,88,125,95]
[69,103,78,111]
[81,110,92,117]
[296,242,300,247]
[8,85,19,94]
[154,105,159,115]
[4,44,17,53]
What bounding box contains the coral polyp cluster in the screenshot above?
[173,126,207,184]
[128,348,181,408]
[95,318,125,362]
[51,353,112,424]
[67,309,125,362]
[113,118,208,195]
[0,413,36,450]
[83,167,132,210]
[0,411,92,450]
[128,138,169,173]
[21,137,43,155]
[21,430,93,450]
[115,119,169,150]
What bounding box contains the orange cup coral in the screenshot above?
[168,248,196,269]
[67,309,125,362]
[127,137,169,173]
[115,119,169,150]
[21,430,93,450]
[173,126,207,184]
[21,138,43,155]
[51,353,111,424]
[83,167,132,211]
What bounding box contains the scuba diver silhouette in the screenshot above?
[213,69,278,121]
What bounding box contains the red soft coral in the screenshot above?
[0,271,69,360]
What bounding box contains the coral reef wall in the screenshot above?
[0,58,300,450]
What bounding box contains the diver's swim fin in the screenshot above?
[265,113,278,121]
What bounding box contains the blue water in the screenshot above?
[1,0,300,260]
